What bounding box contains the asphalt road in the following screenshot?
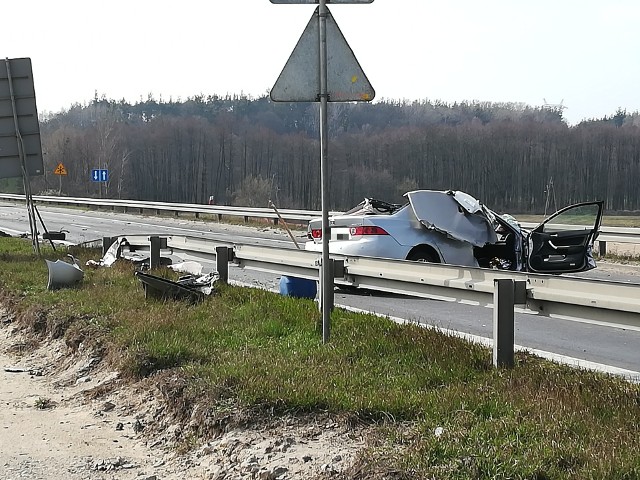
[1,201,639,377]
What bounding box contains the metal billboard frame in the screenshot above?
[0,57,44,179]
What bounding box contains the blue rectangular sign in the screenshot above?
[91,169,109,182]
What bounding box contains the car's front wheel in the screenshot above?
[407,248,440,263]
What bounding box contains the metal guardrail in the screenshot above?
[91,233,640,370]
[0,193,332,223]
[114,235,640,332]
[1,193,639,248]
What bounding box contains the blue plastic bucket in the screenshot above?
[279,276,317,299]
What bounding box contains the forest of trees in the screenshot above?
[5,93,640,214]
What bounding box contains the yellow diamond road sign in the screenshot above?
[271,6,374,102]
[54,163,67,176]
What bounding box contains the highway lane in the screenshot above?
[1,201,639,375]
[0,201,301,248]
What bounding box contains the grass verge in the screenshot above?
[0,237,638,479]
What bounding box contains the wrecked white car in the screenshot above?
[305,190,603,274]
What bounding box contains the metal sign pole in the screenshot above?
[319,0,331,343]
[269,0,375,342]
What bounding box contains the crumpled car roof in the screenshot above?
[405,190,498,247]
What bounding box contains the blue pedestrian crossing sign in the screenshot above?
[91,169,109,182]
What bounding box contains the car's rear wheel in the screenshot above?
[407,248,440,263]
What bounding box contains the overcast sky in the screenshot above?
[3,0,639,125]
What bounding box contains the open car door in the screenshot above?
[527,201,603,273]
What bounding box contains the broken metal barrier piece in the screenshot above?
[45,255,84,290]
[87,237,171,269]
[135,271,219,303]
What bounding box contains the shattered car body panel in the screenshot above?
[406,190,497,247]
[46,255,84,290]
[305,190,603,274]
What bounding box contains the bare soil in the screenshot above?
[0,310,371,480]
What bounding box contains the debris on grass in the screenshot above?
[135,271,219,302]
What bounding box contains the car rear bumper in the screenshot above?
[304,236,409,259]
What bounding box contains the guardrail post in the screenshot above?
[493,278,515,368]
[598,240,607,256]
[148,236,166,269]
[215,246,231,283]
[102,236,116,256]
[492,279,527,368]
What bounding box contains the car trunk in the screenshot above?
[308,216,366,242]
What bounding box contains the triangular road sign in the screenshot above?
[271,6,374,102]
[54,163,67,175]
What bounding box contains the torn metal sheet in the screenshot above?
[45,255,84,290]
[168,261,204,276]
[86,238,171,269]
[177,272,219,296]
[135,271,219,302]
[406,190,497,247]
[344,198,403,216]
[450,191,482,214]
[86,237,129,268]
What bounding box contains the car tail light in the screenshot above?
[310,228,322,239]
[350,226,389,236]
